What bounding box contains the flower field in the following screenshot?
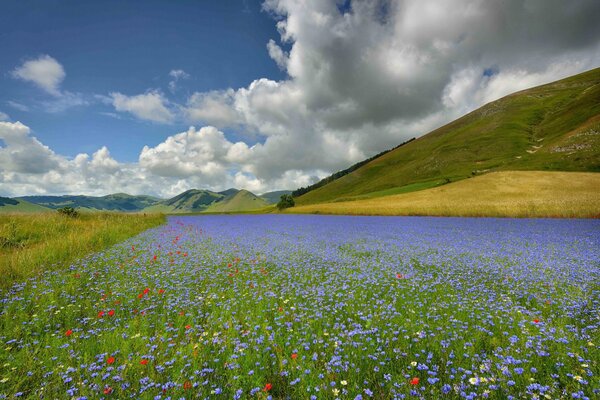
[1,215,598,399]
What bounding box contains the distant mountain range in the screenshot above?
[0,189,291,214]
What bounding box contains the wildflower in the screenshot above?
[185,325,191,330]
[396,273,404,279]
[108,310,115,317]
[332,388,340,396]
[98,311,105,318]
[183,380,193,390]
[107,356,115,365]
[264,383,272,391]
[410,377,419,385]
[158,289,165,294]
[143,287,150,295]
[341,380,348,386]
[533,319,540,324]
[291,353,298,360]
[65,329,73,337]
[140,359,148,365]
[103,386,113,395]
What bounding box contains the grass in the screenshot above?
[296,67,600,205]
[288,171,600,218]
[0,199,52,214]
[0,212,165,289]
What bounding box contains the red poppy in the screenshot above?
[153,255,157,261]
[291,353,298,360]
[103,386,113,395]
[410,377,419,385]
[140,359,148,365]
[183,380,192,390]
[65,329,73,336]
[98,310,105,318]
[264,383,272,391]
[228,263,232,268]
[108,309,115,317]
[158,289,165,294]
[396,273,404,279]
[533,319,540,323]
[131,245,135,251]
[107,356,115,365]
[137,293,144,299]
[143,287,150,295]
[185,324,191,330]
[183,252,188,257]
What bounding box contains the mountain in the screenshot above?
[259,190,293,204]
[18,193,162,211]
[205,190,269,212]
[143,189,225,213]
[295,67,600,205]
[0,197,52,213]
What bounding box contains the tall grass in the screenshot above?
[0,212,165,289]
[288,171,600,218]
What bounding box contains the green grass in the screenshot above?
[205,190,269,212]
[0,212,165,289]
[0,199,52,214]
[289,171,600,218]
[296,67,600,205]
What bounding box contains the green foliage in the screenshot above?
[296,67,600,205]
[57,206,79,218]
[277,194,295,210]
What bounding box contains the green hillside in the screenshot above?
[296,67,600,205]
[205,190,269,212]
[0,197,52,213]
[144,189,224,213]
[259,190,292,204]
[19,193,162,211]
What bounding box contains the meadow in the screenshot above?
[289,171,600,218]
[0,215,598,399]
[0,213,165,288]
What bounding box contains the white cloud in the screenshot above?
[6,101,29,112]
[168,69,190,92]
[0,112,9,121]
[267,39,289,70]
[11,55,66,96]
[110,91,174,123]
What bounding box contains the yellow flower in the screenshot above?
[341,380,347,386]
[332,388,340,396]
[574,375,583,382]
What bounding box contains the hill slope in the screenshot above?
[0,197,52,213]
[143,189,224,213]
[18,193,161,211]
[205,190,269,212]
[290,171,599,218]
[296,67,600,205]
[259,190,292,204]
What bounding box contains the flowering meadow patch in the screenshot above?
[0,215,598,399]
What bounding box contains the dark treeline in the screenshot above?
[292,137,415,197]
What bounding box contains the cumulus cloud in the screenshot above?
[11,55,87,112]
[11,55,65,96]
[0,112,9,121]
[110,91,174,123]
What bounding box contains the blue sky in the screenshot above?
[0,0,284,161]
[1,0,599,197]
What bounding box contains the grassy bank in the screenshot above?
[288,171,600,218]
[0,212,165,289]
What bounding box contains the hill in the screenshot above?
[18,193,162,211]
[290,171,599,218]
[296,67,600,205]
[259,190,293,204]
[0,197,52,213]
[143,189,224,213]
[205,190,269,212]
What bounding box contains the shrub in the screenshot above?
[277,194,295,210]
[57,206,79,218]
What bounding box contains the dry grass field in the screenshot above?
[289,171,600,218]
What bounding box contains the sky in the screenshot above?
[1,0,600,198]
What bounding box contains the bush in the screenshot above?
[277,194,295,210]
[57,206,79,218]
